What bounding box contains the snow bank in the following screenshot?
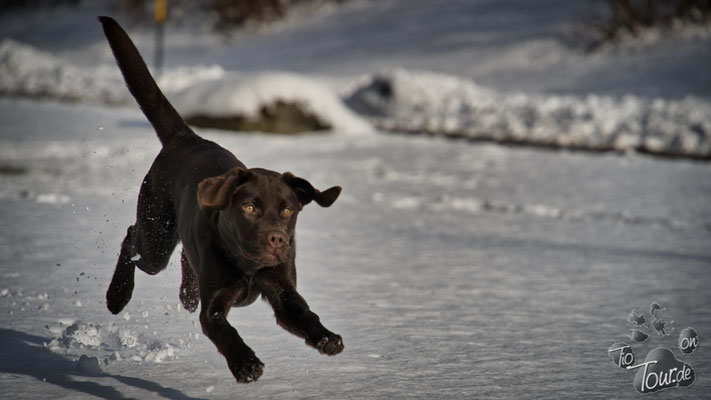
[345,69,711,158]
[0,38,126,103]
[4,38,710,156]
[0,38,224,104]
[170,71,374,134]
[0,39,372,134]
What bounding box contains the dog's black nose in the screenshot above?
[267,231,287,250]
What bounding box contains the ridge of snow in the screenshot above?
[345,69,711,158]
[0,38,373,134]
[170,71,375,134]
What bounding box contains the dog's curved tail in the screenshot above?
[99,16,197,146]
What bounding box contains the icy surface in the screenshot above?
[1,99,710,399]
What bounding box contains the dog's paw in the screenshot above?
[179,284,199,313]
[106,277,134,315]
[313,333,344,356]
[228,354,264,384]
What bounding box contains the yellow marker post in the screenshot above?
[154,0,166,77]
[155,0,167,24]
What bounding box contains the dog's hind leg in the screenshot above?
[179,250,199,312]
[106,173,178,314]
[106,225,138,314]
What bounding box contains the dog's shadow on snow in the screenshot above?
[0,329,205,400]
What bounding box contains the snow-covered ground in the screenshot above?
[1,1,711,398]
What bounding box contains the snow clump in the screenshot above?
[46,320,178,365]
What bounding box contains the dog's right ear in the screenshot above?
[197,167,251,210]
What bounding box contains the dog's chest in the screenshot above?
[233,276,260,307]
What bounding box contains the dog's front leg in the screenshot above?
[258,272,344,356]
[199,284,264,383]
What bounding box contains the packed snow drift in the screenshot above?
[345,69,711,158]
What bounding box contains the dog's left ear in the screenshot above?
[282,172,341,208]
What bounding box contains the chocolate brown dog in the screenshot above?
[99,16,344,383]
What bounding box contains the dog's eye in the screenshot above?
[242,204,257,214]
[281,207,293,218]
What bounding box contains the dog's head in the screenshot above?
[197,167,341,273]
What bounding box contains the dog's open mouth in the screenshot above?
[239,248,284,267]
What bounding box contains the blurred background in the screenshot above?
[1,1,710,399]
